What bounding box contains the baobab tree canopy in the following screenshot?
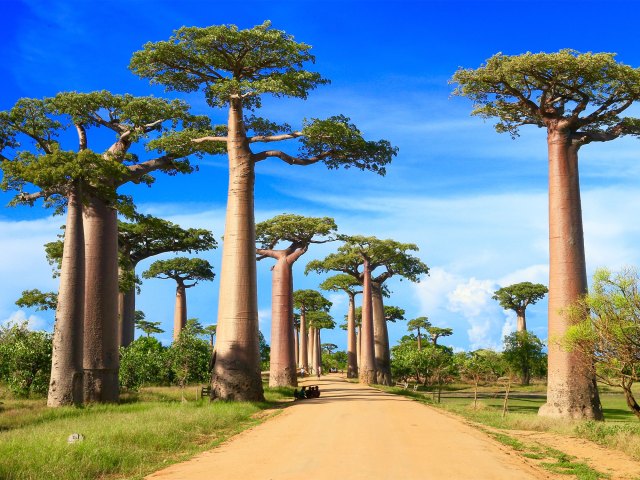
[256,214,337,253]
[130,22,398,173]
[293,289,332,313]
[492,282,548,312]
[451,50,640,139]
[143,257,215,285]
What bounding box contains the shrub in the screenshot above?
[119,336,170,390]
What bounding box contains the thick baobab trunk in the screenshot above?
[346,295,358,378]
[83,195,120,403]
[269,257,297,387]
[538,129,602,420]
[48,188,85,407]
[299,311,308,371]
[308,325,315,371]
[118,282,136,347]
[173,282,187,342]
[211,98,264,401]
[516,307,527,333]
[359,259,376,384]
[372,282,392,385]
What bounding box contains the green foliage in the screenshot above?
[502,331,546,385]
[307,235,428,286]
[130,21,328,109]
[461,350,498,384]
[255,213,336,250]
[306,310,335,330]
[15,289,58,311]
[564,267,640,417]
[321,343,338,354]
[426,326,454,345]
[407,316,431,333]
[134,311,165,337]
[0,322,52,397]
[384,305,405,322]
[142,257,215,286]
[299,115,397,175]
[168,329,210,387]
[292,289,332,313]
[391,340,456,388]
[492,282,548,312]
[321,350,347,371]
[452,49,640,138]
[258,330,270,371]
[119,337,169,390]
[319,273,361,296]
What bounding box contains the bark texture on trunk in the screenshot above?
[316,328,322,375]
[307,324,314,371]
[538,129,602,420]
[372,282,392,385]
[516,307,527,333]
[359,259,376,384]
[173,282,187,342]
[83,195,120,403]
[346,295,358,378]
[211,99,264,401]
[48,188,85,407]
[269,257,297,387]
[299,310,308,371]
[357,324,361,369]
[118,282,136,347]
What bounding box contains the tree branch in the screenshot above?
[252,149,332,165]
[248,132,303,143]
[118,155,177,186]
[191,135,228,144]
[256,248,279,260]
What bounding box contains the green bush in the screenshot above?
[0,322,52,397]
[168,330,210,386]
[119,336,170,390]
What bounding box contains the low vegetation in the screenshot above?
[0,384,293,480]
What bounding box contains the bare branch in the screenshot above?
[118,155,176,185]
[192,136,228,144]
[252,149,332,165]
[248,132,303,143]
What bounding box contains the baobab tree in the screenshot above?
[407,316,431,350]
[320,274,361,378]
[492,282,548,333]
[452,50,640,419]
[307,310,336,375]
[134,311,165,338]
[308,236,428,385]
[131,22,397,400]
[142,257,215,341]
[45,216,216,347]
[293,289,332,374]
[256,214,337,387]
[427,326,453,346]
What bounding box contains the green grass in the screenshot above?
[0,384,294,480]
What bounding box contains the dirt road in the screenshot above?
[147,375,546,480]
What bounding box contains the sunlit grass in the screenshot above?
[0,384,294,480]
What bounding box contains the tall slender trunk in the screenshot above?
[308,325,315,371]
[48,187,85,407]
[300,310,308,372]
[357,324,361,370]
[83,195,119,403]
[316,328,322,374]
[269,257,297,387]
[516,307,527,333]
[211,98,264,401]
[346,294,358,378]
[294,326,299,369]
[417,329,422,351]
[359,259,376,384]
[118,281,136,347]
[310,326,318,374]
[173,282,187,342]
[538,128,602,420]
[372,282,392,385]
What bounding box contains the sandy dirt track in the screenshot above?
[147,375,547,480]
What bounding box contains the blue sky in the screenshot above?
[2,0,640,352]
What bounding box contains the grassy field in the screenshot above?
[382,382,640,462]
[0,384,294,480]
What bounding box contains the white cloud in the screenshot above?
[1,309,51,332]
